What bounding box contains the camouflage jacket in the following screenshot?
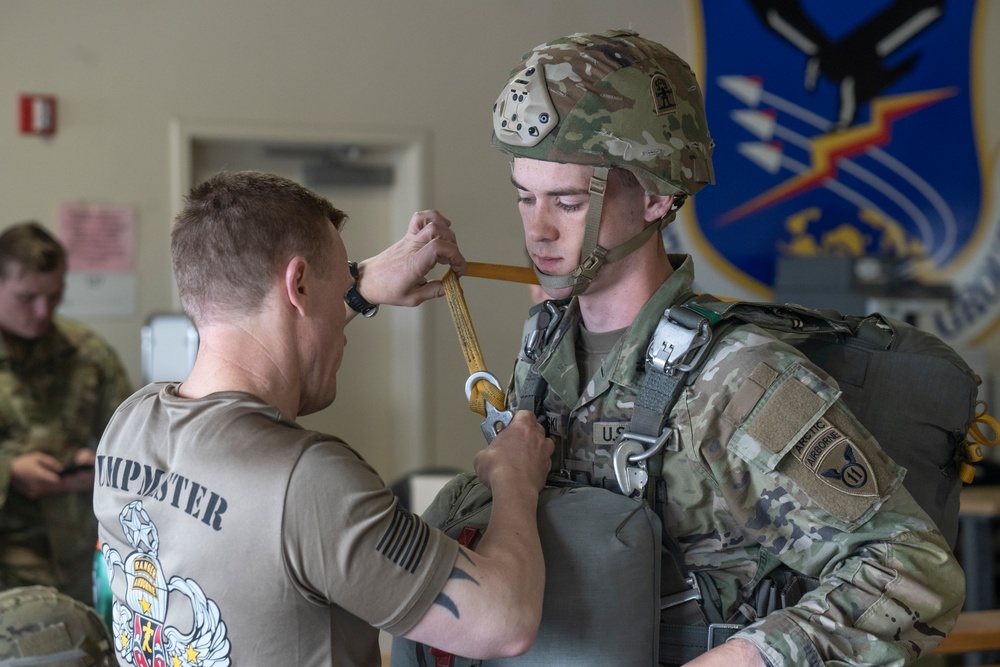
[508,255,963,667]
[0,318,133,601]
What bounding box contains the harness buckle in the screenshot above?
[588,173,607,196]
[575,246,609,283]
[706,623,744,650]
[660,573,703,609]
[646,309,712,375]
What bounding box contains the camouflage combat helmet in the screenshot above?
[492,29,715,295]
[0,586,115,667]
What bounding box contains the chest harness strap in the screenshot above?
[610,301,752,664]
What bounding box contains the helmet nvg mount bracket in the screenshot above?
[492,29,715,296]
[493,56,558,149]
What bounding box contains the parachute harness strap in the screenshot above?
[442,262,538,417]
[960,400,1000,483]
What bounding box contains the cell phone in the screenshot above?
[59,463,95,477]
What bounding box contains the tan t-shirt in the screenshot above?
[94,383,457,666]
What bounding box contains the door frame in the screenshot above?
[168,118,433,470]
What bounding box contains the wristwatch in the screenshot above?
[345,261,379,317]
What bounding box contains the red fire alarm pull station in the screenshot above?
[19,94,57,136]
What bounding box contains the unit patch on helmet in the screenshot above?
[650,73,676,116]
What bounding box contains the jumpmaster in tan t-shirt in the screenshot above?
[94,383,457,666]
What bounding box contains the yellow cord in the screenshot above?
[442,268,507,417]
[464,262,539,285]
[959,400,1000,483]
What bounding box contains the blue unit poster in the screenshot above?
[686,0,996,345]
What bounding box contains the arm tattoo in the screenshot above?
[449,566,479,586]
[432,549,481,618]
[452,547,479,586]
[433,592,460,618]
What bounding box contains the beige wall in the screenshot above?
[2,1,998,481]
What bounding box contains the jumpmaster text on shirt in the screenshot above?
[95,455,228,531]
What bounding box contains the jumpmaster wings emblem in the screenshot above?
[103,500,231,667]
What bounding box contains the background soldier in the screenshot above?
[0,221,132,604]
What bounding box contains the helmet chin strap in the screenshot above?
[534,167,678,297]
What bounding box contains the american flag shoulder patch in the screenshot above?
[375,506,430,573]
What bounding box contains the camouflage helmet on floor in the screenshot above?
[0,586,115,667]
[492,28,714,199]
[492,29,715,296]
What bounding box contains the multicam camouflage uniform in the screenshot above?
[0,317,132,603]
[508,255,964,666]
[492,29,962,665]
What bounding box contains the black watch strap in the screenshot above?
[345,261,379,317]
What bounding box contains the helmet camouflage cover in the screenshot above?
[492,28,715,198]
[0,586,115,666]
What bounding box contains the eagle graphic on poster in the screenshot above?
[685,0,996,345]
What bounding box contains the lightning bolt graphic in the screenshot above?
[718,87,957,225]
